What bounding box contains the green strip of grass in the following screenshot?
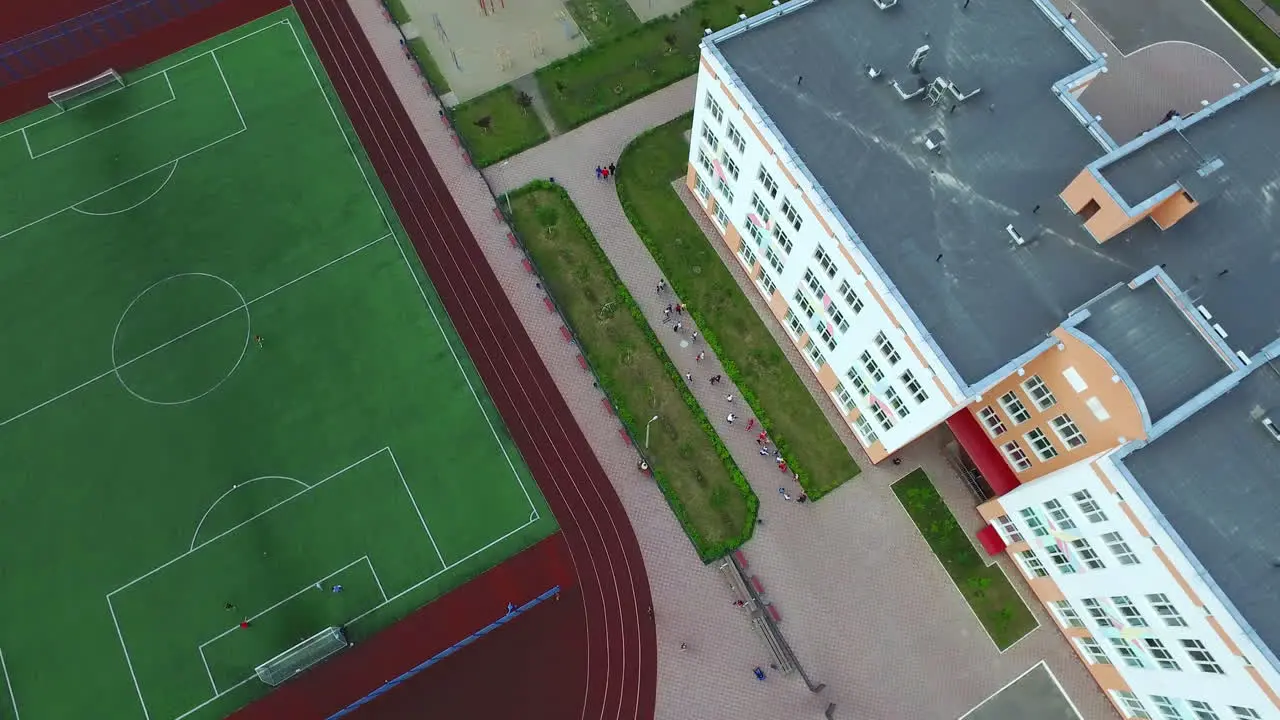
[407,38,451,95]
[383,0,412,25]
[892,470,1037,650]
[451,86,549,168]
[565,0,643,44]
[617,115,858,499]
[536,0,777,130]
[507,181,757,561]
[1204,0,1280,64]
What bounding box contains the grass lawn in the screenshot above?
[408,37,451,95]
[1205,0,1280,64]
[452,85,549,167]
[383,0,412,25]
[617,116,858,499]
[565,0,642,44]
[506,181,757,561]
[536,0,777,130]
[892,470,1037,650]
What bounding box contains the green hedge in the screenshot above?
[382,0,412,25]
[617,116,859,499]
[506,181,758,561]
[407,38,451,95]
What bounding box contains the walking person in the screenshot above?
[602,167,610,179]
[685,371,693,382]
[331,584,343,593]
[690,331,699,342]
[727,413,737,424]
[595,166,603,179]
[663,306,672,322]
[778,487,792,501]
[679,642,688,651]
[609,163,617,176]
[673,321,683,333]
[757,431,768,444]
[656,278,666,293]
[696,351,705,362]
[675,303,684,314]
[725,394,734,403]
[746,418,755,431]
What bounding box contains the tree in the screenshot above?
[535,203,560,236]
[516,91,534,114]
[474,115,493,134]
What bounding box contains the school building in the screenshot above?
[684,0,1280,716]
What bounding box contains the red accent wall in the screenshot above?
[946,409,1021,496]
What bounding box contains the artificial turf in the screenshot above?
[0,10,553,720]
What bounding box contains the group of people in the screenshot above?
[595,163,617,180]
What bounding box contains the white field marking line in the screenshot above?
[387,449,446,567]
[1044,660,1086,720]
[209,51,247,133]
[108,449,389,599]
[198,556,372,649]
[1190,0,1269,65]
[172,675,254,720]
[0,19,288,144]
[0,648,21,720]
[283,18,539,518]
[0,233,389,429]
[189,476,311,551]
[106,595,151,720]
[888,480,1040,654]
[198,645,217,694]
[955,660,1048,720]
[26,71,177,160]
[367,556,389,602]
[71,160,180,217]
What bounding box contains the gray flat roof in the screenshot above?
[712,0,1280,386]
[1123,361,1280,658]
[1075,282,1231,423]
[1099,131,1199,205]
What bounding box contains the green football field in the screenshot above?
[0,9,555,720]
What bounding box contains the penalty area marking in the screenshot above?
[0,648,21,720]
[110,272,251,407]
[189,476,312,551]
[21,70,176,161]
[71,160,180,217]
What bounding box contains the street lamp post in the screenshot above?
[645,415,659,448]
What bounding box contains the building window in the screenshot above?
[704,95,723,123]
[726,122,746,153]
[1002,441,1032,472]
[813,246,836,278]
[803,268,825,296]
[700,122,719,150]
[694,174,711,200]
[1022,375,1057,410]
[1102,531,1140,565]
[1050,599,1084,628]
[1150,696,1183,720]
[1230,707,1262,720]
[999,391,1031,424]
[1109,637,1145,668]
[1078,637,1112,665]
[901,370,928,403]
[806,339,826,369]
[853,414,878,445]
[714,204,729,228]
[1146,594,1188,628]
[1114,691,1151,719]
[860,350,884,381]
[885,387,909,418]
[1045,544,1076,574]
[784,310,804,338]
[869,402,894,431]
[978,406,1007,437]
[1050,414,1087,449]
[1019,549,1048,577]
[781,197,803,232]
[757,165,778,198]
[837,280,863,314]
[833,382,856,413]
[1018,508,1049,537]
[738,239,757,268]
[816,323,837,352]
[829,307,849,333]
[1025,428,1058,461]
[1081,598,1115,628]
[772,226,793,255]
[1142,638,1181,671]
[993,515,1023,543]
[722,154,740,181]
[746,218,766,246]
[716,177,735,205]
[1180,639,1224,674]
[846,368,870,397]
[697,149,713,174]
[750,192,771,224]
[764,247,784,275]
[874,331,901,364]
[1043,499,1077,530]
[792,290,816,318]
[1071,489,1107,523]
[1071,538,1105,569]
[758,271,776,296]
[1186,702,1219,720]
[1111,596,1148,627]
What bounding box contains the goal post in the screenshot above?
[254,626,350,686]
[48,69,125,110]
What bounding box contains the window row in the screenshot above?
[1111,690,1260,720]
[1014,529,1140,576]
[993,412,1088,470]
[1051,593,1188,633]
[1077,633,1226,674]
[993,490,1106,545]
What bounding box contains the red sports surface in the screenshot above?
[0,1,658,718]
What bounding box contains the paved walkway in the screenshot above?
[353,0,1118,715]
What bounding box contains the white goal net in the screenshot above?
[48,69,124,110]
[254,626,349,686]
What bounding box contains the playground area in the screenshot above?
[0,9,555,720]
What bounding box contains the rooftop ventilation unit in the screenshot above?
[865,64,883,79]
[891,76,926,101]
[1006,224,1026,246]
[924,129,945,153]
[908,44,929,74]
[1263,417,1280,442]
[872,0,898,8]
